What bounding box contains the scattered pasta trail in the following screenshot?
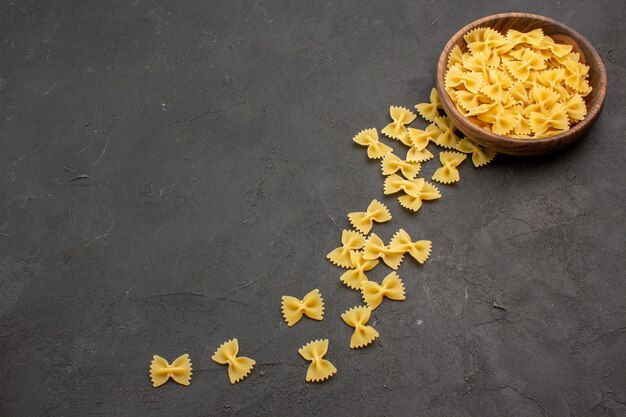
[444,27,590,138]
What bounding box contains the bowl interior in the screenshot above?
[437,13,607,155]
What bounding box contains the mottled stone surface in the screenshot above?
[0,1,624,416]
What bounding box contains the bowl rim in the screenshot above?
[436,12,608,148]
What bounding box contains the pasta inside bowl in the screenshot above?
[436,13,607,156]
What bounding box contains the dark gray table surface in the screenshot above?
[1,0,625,416]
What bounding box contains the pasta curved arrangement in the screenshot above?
[148,37,517,388]
[444,27,591,138]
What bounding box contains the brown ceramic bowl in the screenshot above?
[436,13,607,156]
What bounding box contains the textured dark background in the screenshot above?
[1,0,625,416]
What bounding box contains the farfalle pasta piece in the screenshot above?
[561,94,587,121]
[455,90,491,113]
[432,117,461,149]
[352,128,392,159]
[398,180,441,212]
[529,103,569,135]
[456,138,496,167]
[554,51,580,66]
[508,81,530,105]
[463,27,488,45]
[383,174,424,198]
[524,86,561,116]
[405,125,439,162]
[504,48,546,82]
[281,288,324,326]
[513,114,532,136]
[406,144,434,163]
[361,272,406,310]
[363,232,404,270]
[533,68,570,100]
[382,106,417,141]
[466,28,508,57]
[389,229,432,264]
[340,250,379,290]
[563,59,591,93]
[477,103,518,135]
[406,146,434,164]
[482,68,513,102]
[537,35,573,58]
[212,339,255,384]
[462,52,492,78]
[381,153,421,179]
[506,28,544,47]
[150,354,192,387]
[327,229,366,268]
[348,199,391,235]
[445,66,484,94]
[415,88,442,122]
[395,130,414,147]
[299,339,337,382]
[341,306,379,348]
[432,151,466,184]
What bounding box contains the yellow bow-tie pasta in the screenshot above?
[397,180,441,213]
[362,232,405,270]
[348,199,392,235]
[382,106,417,141]
[281,288,325,326]
[149,354,192,388]
[353,128,392,159]
[211,339,256,384]
[299,339,337,382]
[389,229,432,264]
[415,88,442,122]
[327,229,367,268]
[432,151,467,184]
[340,250,379,290]
[456,138,497,167]
[361,272,406,310]
[341,306,379,348]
